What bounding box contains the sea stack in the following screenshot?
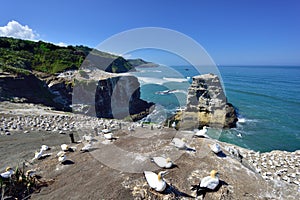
[181,73,237,129]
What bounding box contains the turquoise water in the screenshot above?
[130,65,300,152]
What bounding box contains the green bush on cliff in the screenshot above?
[0,37,133,75]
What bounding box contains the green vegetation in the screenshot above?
[127,58,159,68]
[0,37,134,75]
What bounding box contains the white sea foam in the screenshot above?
[163,77,188,83]
[137,77,168,85]
[171,90,188,94]
[238,118,246,123]
[237,117,258,124]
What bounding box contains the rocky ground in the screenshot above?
[1,102,300,199]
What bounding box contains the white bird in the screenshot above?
[41,144,49,151]
[128,125,135,131]
[171,138,187,150]
[81,142,92,152]
[61,144,69,151]
[34,149,44,160]
[83,134,93,142]
[171,122,176,128]
[191,170,220,197]
[101,129,111,134]
[209,143,222,154]
[1,167,14,179]
[25,169,36,177]
[194,126,208,138]
[150,157,173,169]
[57,151,65,157]
[103,132,113,140]
[144,171,168,192]
[58,153,67,164]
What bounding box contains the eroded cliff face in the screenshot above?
[181,73,237,129]
[0,72,65,109]
[72,71,153,121]
[0,70,153,121]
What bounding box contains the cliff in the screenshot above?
[180,73,237,129]
[73,70,153,121]
[0,72,66,109]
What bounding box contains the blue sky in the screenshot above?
[0,0,299,65]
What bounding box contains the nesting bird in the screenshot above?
[57,151,67,164]
[209,143,222,154]
[144,171,168,192]
[34,149,44,160]
[101,129,111,134]
[171,138,187,150]
[171,121,176,128]
[41,144,49,151]
[128,124,135,131]
[194,126,209,138]
[150,157,173,169]
[25,169,36,177]
[80,142,92,152]
[61,144,69,151]
[191,170,220,197]
[1,167,14,179]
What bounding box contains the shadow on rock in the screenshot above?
[216,151,227,158]
[62,160,75,165]
[162,184,194,198]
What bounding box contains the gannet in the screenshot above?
[34,149,44,160]
[103,132,113,140]
[25,169,36,177]
[58,153,67,164]
[209,143,222,154]
[80,142,92,152]
[1,167,14,179]
[194,126,209,138]
[83,134,93,142]
[61,144,69,151]
[144,171,168,192]
[150,157,173,168]
[171,122,176,128]
[128,125,135,131]
[101,129,111,134]
[41,144,49,151]
[171,138,187,150]
[191,170,220,197]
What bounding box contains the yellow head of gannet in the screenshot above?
[210,170,219,178]
[144,171,168,192]
[191,170,220,197]
[61,144,69,151]
[6,167,12,172]
[1,167,14,179]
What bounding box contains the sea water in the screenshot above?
[129,65,300,152]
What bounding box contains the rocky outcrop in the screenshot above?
[1,70,153,121]
[0,72,65,109]
[181,73,237,129]
[72,70,153,121]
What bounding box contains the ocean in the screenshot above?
[129,65,300,153]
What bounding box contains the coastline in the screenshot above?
[1,101,299,199]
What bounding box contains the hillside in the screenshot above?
[0,37,133,74]
[127,58,159,68]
